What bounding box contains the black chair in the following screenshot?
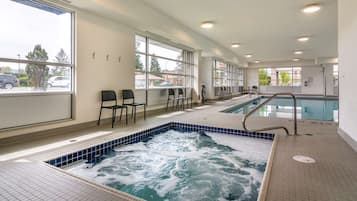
[176,88,186,110]
[122,89,146,123]
[97,90,128,128]
[166,88,176,111]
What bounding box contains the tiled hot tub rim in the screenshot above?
[46,122,274,168]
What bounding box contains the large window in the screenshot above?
[0,0,73,94]
[213,59,244,92]
[135,35,194,89]
[259,67,301,87]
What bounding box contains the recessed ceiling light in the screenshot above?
[201,21,214,29]
[294,50,304,55]
[297,36,310,42]
[293,58,300,62]
[245,54,253,58]
[302,3,321,13]
[231,43,240,48]
[254,60,261,63]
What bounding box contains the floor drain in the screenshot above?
[305,133,313,136]
[293,155,316,163]
[69,139,77,143]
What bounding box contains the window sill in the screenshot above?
[135,87,192,91]
[0,91,73,97]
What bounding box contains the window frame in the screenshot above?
[213,59,244,88]
[0,1,75,97]
[135,34,194,90]
[258,66,302,87]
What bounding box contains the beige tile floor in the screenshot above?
[0,95,356,201]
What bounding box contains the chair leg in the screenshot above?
[114,108,117,121]
[133,106,137,123]
[111,108,115,128]
[131,106,134,119]
[144,104,146,120]
[97,107,103,126]
[119,107,123,123]
[125,107,128,125]
[166,99,169,111]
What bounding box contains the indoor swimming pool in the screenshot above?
[224,96,339,122]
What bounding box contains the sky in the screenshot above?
[0,0,71,70]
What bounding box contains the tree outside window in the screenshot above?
[150,56,161,73]
[279,71,291,85]
[136,54,144,71]
[25,44,49,89]
[259,69,271,86]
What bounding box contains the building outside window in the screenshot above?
[0,0,73,94]
[135,35,194,89]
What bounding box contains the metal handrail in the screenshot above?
[242,93,297,135]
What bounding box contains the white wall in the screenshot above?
[199,57,214,99]
[301,66,324,95]
[338,0,357,146]
[74,10,136,123]
[0,94,71,129]
[246,68,258,87]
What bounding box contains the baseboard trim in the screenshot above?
[338,127,357,152]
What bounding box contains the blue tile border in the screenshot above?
[46,122,274,168]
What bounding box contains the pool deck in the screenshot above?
[0,95,357,201]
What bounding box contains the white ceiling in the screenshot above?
[141,0,337,62]
[69,0,337,63]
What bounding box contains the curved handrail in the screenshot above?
[242,93,297,135]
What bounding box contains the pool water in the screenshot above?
[67,130,272,201]
[224,97,339,122]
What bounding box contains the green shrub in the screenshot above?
[19,76,30,86]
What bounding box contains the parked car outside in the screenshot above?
[159,81,174,87]
[0,74,19,89]
[48,76,70,88]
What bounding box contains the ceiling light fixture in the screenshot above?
[254,60,261,63]
[245,54,253,58]
[201,21,214,29]
[302,3,321,13]
[231,43,240,48]
[297,36,310,42]
[293,58,300,62]
[294,50,304,55]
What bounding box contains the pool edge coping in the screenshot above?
[42,161,145,201]
[257,132,279,201]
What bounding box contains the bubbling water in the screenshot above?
[67,130,272,201]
